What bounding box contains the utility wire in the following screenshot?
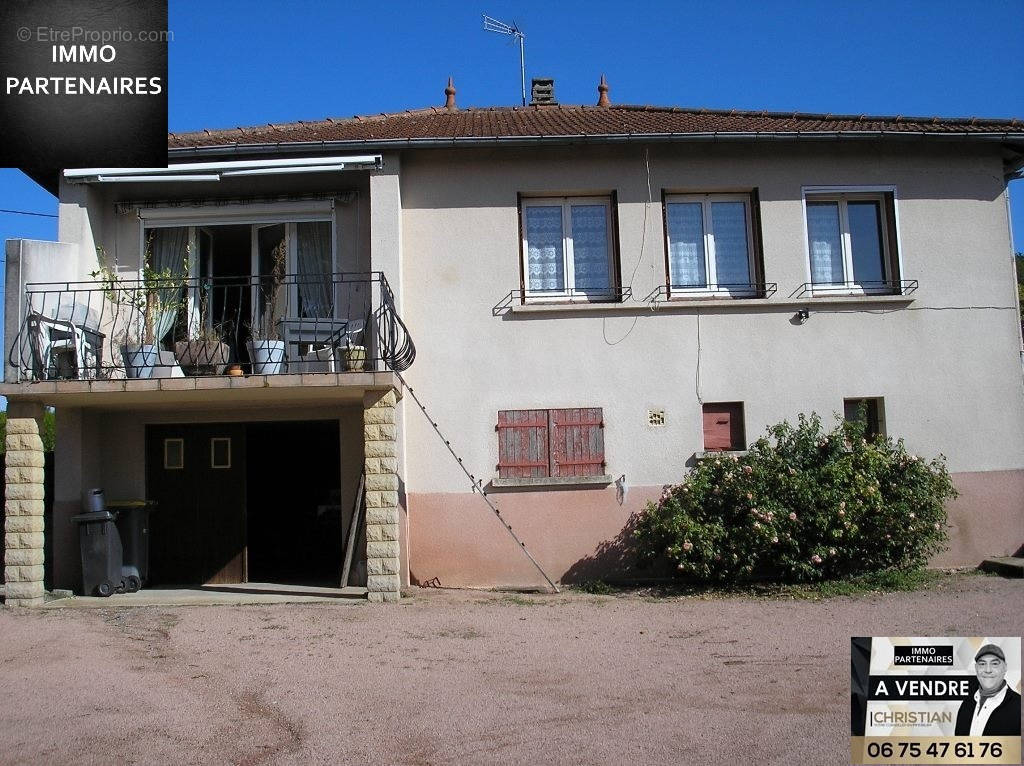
[0,208,57,218]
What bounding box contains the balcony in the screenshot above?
[5,271,414,405]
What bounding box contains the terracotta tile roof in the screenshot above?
[167,104,1024,150]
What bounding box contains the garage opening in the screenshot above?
[145,419,345,587]
[246,420,342,585]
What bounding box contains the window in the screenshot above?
[210,437,232,468]
[497,408,606,478]
[521,197,617,299]
[163,438,184,470]
[804,190,899,292]
[665,193,759,295]
[844,398,885,439]
[702,403,745,452]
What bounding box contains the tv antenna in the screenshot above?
[483,14,526,106]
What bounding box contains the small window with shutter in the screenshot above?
[497,408,605,479]
[702,402,745,452]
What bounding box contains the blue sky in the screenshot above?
[2,0,1023,287]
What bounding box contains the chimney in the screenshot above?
[596,74,610,107]
[444,77,456,110]
[529,77,557,106]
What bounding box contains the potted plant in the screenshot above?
[175,324,231,376]
[174,284,231,375]
[93,241,187,379]
[120,324,159,379]
[245,239,287,374]
[338,338,366,372]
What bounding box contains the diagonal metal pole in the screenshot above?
[393,371,559,593]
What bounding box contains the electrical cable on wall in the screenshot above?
[695,312,703,404]
[602,146,655,346]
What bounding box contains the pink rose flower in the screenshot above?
[682,541,693,551]
[788,512,797,521]
[811,554,822,564]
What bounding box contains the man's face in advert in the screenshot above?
[975,655,1007,693]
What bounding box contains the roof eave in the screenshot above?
[166,130,1024,159]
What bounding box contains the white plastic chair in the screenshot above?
[26,313,89,380]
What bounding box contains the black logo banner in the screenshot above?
[0,0,169,192]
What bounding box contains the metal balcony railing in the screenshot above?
[492,285,632,315]
[8,271,415,382]
[646,283,779,301]
[788,279,918,298]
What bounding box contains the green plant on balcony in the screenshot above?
[92,236,189,378]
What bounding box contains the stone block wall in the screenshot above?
[363,389,401,602]
[4,401,46,607]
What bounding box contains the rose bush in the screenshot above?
[634,412,956,582]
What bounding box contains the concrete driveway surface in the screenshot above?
[0,573,1020,765]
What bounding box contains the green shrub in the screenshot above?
[634,412,956,582]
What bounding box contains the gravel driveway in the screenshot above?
[1,573,1020,765]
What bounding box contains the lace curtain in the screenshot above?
[525,206,564,292]
[147,226,188,344]
[807,202,844,284]
[710,202,749,287]
[296,221,333,317]
[667,203,706,287]
[570,205,609,291]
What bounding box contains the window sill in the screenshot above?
[507,293,915,315]
[694,450,749,461]
[488,474,614,490]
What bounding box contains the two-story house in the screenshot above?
[4,79,1023,605]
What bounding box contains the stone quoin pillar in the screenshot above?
[4,401,46,607]
[363,389,401,603]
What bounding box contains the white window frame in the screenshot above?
[664,193,757,297]
[801,186,902,295]
[210,437,232,469]
[140,207,339,337]
[520,196,616,301]
[163,438,184,470]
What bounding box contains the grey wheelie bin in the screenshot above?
[110,500,156,590]
[71,511,124,597]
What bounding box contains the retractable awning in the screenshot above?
[63,154,383,183]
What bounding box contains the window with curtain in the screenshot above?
[805,191,897,291]
[665,194,756,295]
[145,226,189,345]
[521,197,616,299]
[295,220,333,318]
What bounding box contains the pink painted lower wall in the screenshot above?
[407,470,1024,588]
[933,470,1024,567]
[406,485,662,588]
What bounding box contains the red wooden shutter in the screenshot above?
[702,403,745,451]
[497,410,550,478]
[550,408,605,477]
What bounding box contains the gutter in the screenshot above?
[166,130,1024,160]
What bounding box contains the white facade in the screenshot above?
[4,131,1023,595]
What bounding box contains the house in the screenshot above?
[3,78,1023,605]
